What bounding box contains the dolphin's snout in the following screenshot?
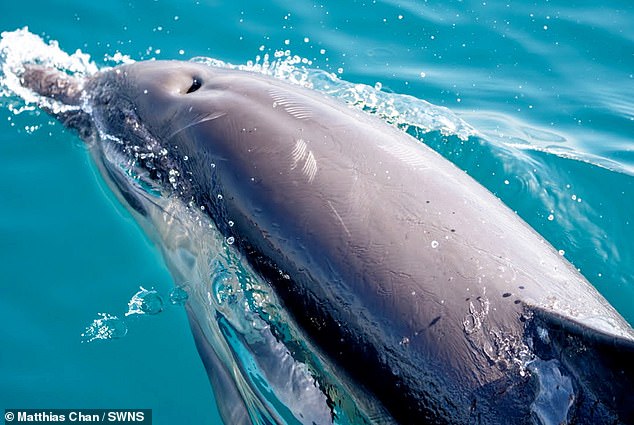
[20,64,94,139]
[20,64,84,106]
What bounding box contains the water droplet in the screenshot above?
[126,287,164,316]
[169,286,189,305]
[81,313,128,342]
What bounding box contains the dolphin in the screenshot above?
[19,60,634,425]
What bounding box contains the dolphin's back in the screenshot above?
[20,60,634,424]
[161,69,634,422]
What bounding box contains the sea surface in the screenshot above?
[0,1,632,424]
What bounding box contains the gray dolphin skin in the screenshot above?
[20,61,634,425]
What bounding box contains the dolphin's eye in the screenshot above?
[186,77,202,94]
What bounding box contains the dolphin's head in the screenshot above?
[70,61,241,227]
[21,59,286,242]
[91,61,224,139]
[20,60,241,228]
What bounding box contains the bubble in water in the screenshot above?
[126,287,164,316]
[81,313,128,343]
[212,266,238,305]
[547,214,554,221]
[169,285,189,305]
[431,240,439,248]
[226,236,235,245]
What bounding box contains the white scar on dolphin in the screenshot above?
[269,87,314,121]
[290,138,318,183]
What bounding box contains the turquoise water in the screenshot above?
[1,1,632,425]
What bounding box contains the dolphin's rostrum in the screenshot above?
[20,60,634,424]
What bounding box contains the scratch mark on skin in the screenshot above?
[328,200,351,238]
[269,88,313,120]
[291,139,308,169]
[378,142,430,171]
[291,139,318,183]
[168,111,227,140]
[302,151,318,183]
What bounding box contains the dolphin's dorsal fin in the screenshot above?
[529,307,634,423]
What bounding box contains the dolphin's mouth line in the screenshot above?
[167,111,227,140]
[94,131,190,229]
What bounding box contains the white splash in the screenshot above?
[80,313,128,343]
